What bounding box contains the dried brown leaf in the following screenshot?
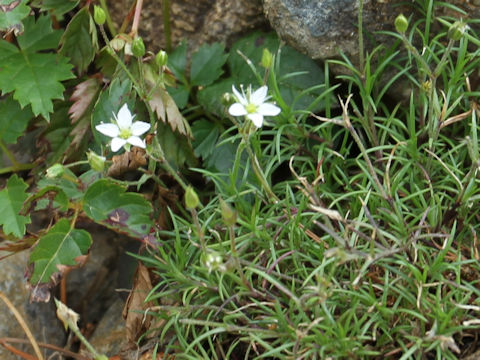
[69,77,101,123]
[122,263,155,343]
[107,147,147,177]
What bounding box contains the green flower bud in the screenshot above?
[155,50,168,67]
[261,48,273,68]
[220,198,237,226]
[87,151,106,172]
[131,36,145,57]
[185,186,200,209]
[46,164,65,179]
[93,6,106,26]
[394,14,408,34]
[221,92,234,106]
[448,20,469,41]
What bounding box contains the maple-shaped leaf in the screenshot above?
[82,179,154,240]
[29,219,92,284]
[0,15,75,121]
[60,7,98,75]
[0,174,31,238]
[0,94,33,144]
[69,77,100,122]
[0,0,29,31]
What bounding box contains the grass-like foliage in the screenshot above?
[0,0,480,358]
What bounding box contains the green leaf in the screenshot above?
[0,174,31,238]
[167,41,187,82]
[190,43,228,86]
[0,0,30,31]
[0,15,75,120]
[29,219,92,284]
[32,0,79,17]
[197,78,234,116]
[0,94,33,144]
[228,32,280,83]
[82,179,154,239]
[60,7,98,75]
[192,119,220,159]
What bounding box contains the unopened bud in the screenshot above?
[185,186,200,209]
[395,14,408,34]
[131,36,145,57]
[220,198,237,226]
[46,164,65,179]
[87,151,106,172]
[93,6,106,26]
[155,50,168,67]
[448,20,469,41]
[261,48,273,68]
[221,92,234,106]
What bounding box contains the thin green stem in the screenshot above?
[0,163,35,175]
[98,0,117,36]
[99,25,143,96]
[358,0,364,72]
[243,138,279,204]
[0,139,19,167]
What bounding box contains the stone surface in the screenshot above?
[263,0,480,65]
[110,0,268,52]
[0,251,66,360]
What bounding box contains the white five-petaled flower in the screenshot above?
[228,85,281,128]
[95,103,151,152]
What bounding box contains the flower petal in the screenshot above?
[111,137,127,152]
[130,121,151,136]
[247,113,264,128]
[116,104,133,129]
[251,86,268,105]
[232,86,247,105]
[228,103,248,117]
[96,123,120,138]
[127,136,146,148]
[258,102,281,116]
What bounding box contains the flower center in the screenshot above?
[119,128,132,139]
[245,103,257,114]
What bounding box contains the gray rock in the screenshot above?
[264,0,480,65]
[0,251,66,360]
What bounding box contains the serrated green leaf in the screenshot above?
[0,0,29,31]
[154,122,196,168]
[32,0,79,17]
[197,78,234,116]
[0,15,75,120]
[167,41,187,82]
[0,94,33,144]
[0,174,31,238]
[192,119,220,159]
[190,43,228,86]
[60,7,97,75]
[29,219,92,284]
[82,179,153,239]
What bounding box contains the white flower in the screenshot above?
[228,85,281,128]
[95,104,151,152]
